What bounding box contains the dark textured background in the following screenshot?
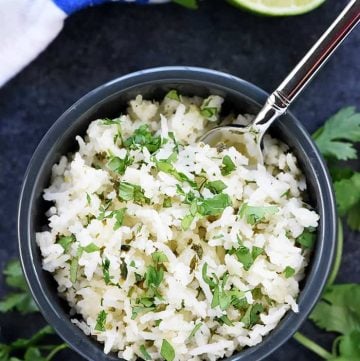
[0,0,359,360]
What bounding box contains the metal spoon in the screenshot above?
[201,0,360,163]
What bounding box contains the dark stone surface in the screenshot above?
[0,1,359,360]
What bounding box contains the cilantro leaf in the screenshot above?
[139,345,152,360]
[296,228,316,249]
[112,208,127,230]
[334,330,360,360]
[284,266,295,278]
[181,214,195,231]
[188,323,203,339]
[313,107,360,160]
[123,124,162,153]
[151,251,169,264]
[145,266,164,288]
[95,310,107,332]
[160,339,175,361]
[309,284,360,334]
[205,180,227,194]
[118,182,149,205]
[156,160,197,189]
[239,203,279,225]
[107,152,134,175]
[0,260,38,314]
[197,193,231,216]
[241,303,264,329]
[165,90,180,101]
[102,258,112,285]
[334,173,360,216]
[81,243,100,253]
[221,155,236,176]
[57,234,75,252]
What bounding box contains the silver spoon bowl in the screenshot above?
[200,0,359,163]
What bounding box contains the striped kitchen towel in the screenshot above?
[0,0,169,87]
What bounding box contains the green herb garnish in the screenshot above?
[221,155,236,176]
[160,339,175,361]
[284,266,295,278]
[107,152,134,175]
[166,90,180,101]
[296,228,316,249]
[188,323,203,339]
[205,180,227,194]
[95,310,107,331]
[123,124,162,153]
[139,345,151,360]
[57,234,76,253]
[239,203,279,225]
[102,258,112,285]
[118,182,149,204]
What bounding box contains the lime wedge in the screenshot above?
[228,0,326,16]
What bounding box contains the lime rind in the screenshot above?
[228,0,326,16]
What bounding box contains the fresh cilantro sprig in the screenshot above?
[313,107,360,231]
[0,260,38,314]
[312,107,360,161]
[0,261,67,360]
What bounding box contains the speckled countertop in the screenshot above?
[0,1,359,360]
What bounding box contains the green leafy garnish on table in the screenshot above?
[294,106,360,359]
[0,261,67,360]
[0,260,37,314]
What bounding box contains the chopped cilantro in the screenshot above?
[70,257,79,284]
[118,182,149,204]
[239,203,279,225]
[221,155,236,176]
[215,314,234,326]
[151,251,169,264]
[102,117,121,126]
[284,266,296,278]
[166,90,180,101]
[160,339,175,361]
[205,180,227,194]
[188,323,203,339]
[145,266,164,289]
[107,152,134,176]
[163,197,172,208]
[181,214,195,231]
[82,243,100,253]
[197,193,231,216]
[95,310,107,331]
[123,124,162,153]
[156,160,197,189]
[112,208,127,230]
[241,303,264,329]
[296,228,316,249]
[168,131,179,153]
[57,234,75,253]
[102,258,112,285]
[139,345,151,360]
[86,193,91,205]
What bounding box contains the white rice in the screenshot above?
[37,92,319,361]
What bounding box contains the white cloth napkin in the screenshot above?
[0,0,168,87]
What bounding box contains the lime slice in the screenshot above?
[228,0,326,16]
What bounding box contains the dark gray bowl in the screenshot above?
[18,66,336,361]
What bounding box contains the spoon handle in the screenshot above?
[254,0,360,130]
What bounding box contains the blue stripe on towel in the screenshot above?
[54,0,152,15]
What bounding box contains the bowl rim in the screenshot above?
[18,66,337,361]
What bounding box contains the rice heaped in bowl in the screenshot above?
[36,92,319,361]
